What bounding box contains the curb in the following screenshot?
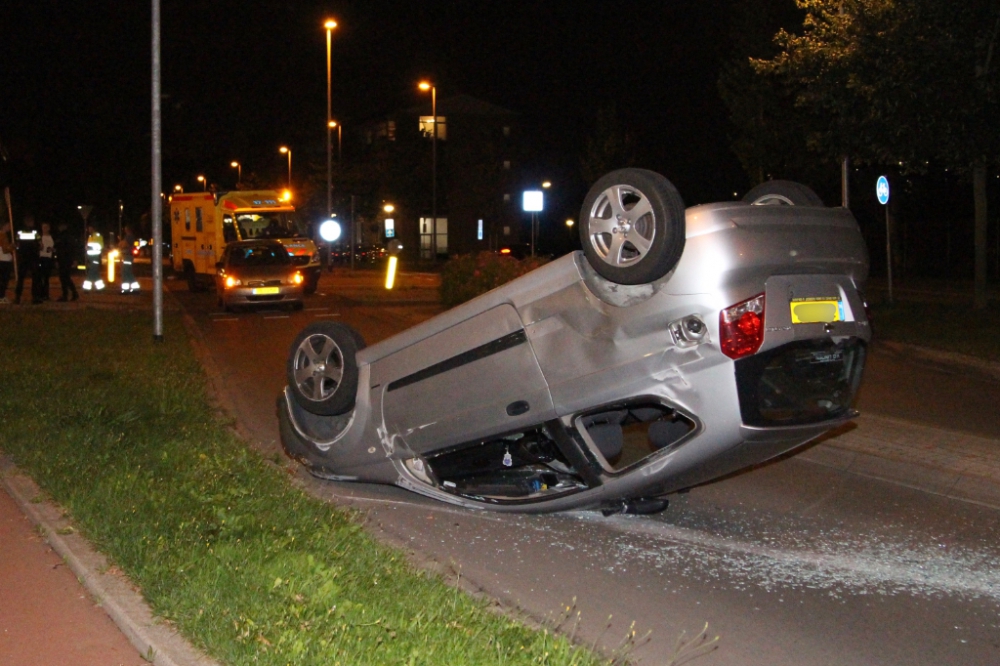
[878,339,1000,382]
[0,457,221,666]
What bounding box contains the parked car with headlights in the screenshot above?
[277,170,870,514]
[215,240,304,312]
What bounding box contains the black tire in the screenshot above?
[184,261,205,292]
[286,322,365,416]
[742,180,824,207]
[579,168,686,285]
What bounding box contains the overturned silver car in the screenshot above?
[278,169,870,513]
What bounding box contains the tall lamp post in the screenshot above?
[279,146,292,188]
[418,80,437,260]
[324,19,337,220]
[230,161,241,187]
[196,175,206,191]
[329,121,342,162]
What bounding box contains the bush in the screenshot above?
[439,252,550,308]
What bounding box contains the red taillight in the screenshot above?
[720,293,765,359]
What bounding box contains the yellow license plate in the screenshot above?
[252,287,280,295]
[790,298,843,324]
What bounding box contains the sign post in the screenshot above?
[522,190,544,258]
[877,175,892,304]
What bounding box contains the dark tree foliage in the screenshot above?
[579,104,637,186]
[732,0,1000,306]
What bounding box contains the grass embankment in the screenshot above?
[0,310,602,666]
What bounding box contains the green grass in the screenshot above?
[0,309,605,666]
[869,298,1000,362]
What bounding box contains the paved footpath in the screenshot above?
[2,273,999,665]
[0,482,145,666]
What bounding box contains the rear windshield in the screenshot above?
[228,244,292,267]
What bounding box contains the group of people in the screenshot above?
[0,215,79,304]
[0,217,141,305]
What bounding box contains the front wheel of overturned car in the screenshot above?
[580,168,686,285]
[742,180,824,207]
[287,321,365,416]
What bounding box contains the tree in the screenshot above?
[718,0,823,187]
[752,0,1000,307]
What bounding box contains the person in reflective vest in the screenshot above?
[119,225,140,293]
[14,215,41,304]
[82,224,105,291]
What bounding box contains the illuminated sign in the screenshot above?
[385,218,395,238]
[522,190,543,212]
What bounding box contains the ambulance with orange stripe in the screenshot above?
[169,190,321,294]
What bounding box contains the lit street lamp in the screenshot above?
[418,80,437,260]
[231,161,241,187]
[173,184,183,193]
[196,175,206,191]
[325,19,338,220]
[279,146,292,188]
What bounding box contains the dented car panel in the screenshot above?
[278,178,870,513]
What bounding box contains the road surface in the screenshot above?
[170,272,1000,666]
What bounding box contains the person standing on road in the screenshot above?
[119,225,139,294]
[0,222,14,304]
[37,222,55,301]
[54,222,79,301]
[14,215,41,304]
[82,224,105,292]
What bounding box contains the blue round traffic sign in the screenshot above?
[876,176,890,205]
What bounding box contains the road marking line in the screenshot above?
[305,307,328,312]
[263,315,290,320]
[313,313,341,318]
[212,317,239,322]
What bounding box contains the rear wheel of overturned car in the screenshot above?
[286,321,365,416]
[743,180,824,207]
[580,168,686,285]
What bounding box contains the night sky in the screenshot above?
[1,0,747,230]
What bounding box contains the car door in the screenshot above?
[375,304,554,455]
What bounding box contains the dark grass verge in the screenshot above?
[0,309,606,666]
[868,298,1000,363]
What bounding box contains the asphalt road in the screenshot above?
[169,273,1000,666]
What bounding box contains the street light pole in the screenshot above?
[325,19,337,220]
[419,81,437,260]
[197,175,206,191]
[330,121,342,162]
[279,146,291,188]
[231,161,241,187]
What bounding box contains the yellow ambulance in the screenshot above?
[169,190,321,293]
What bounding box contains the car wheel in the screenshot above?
[743,180,824,207]
[580,168,686,285]
[286,322,365,416]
